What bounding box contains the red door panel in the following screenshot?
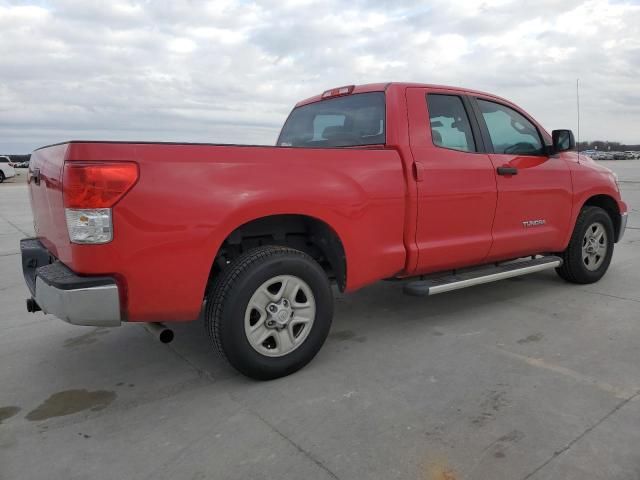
[472,96,574,261]
[486,153,573,261]
[406,88,497,274]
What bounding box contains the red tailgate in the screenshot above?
[28,144,69,258]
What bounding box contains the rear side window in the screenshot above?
[277,92,385,148]
[426,94,476,152]
[477,99,544,155]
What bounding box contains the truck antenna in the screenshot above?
[576,78,580,153]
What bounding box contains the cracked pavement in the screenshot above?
[1,161,640,480]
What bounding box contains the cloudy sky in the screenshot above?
[0,0,639,153]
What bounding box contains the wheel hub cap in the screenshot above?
[582,222,607,271]
[244,275,316,357]
[266,300,293,329]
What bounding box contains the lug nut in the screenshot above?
[268,305,277,313]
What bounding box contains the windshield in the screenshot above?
[277,92,386,148]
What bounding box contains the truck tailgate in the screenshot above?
[28,143,69,259]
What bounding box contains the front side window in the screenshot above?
[477,99,544,155]
[277,92,385,148]
[427,94,476,152]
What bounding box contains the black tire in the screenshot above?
[556,206,614,284]
[205,246,333,380]
[0,171,5,183]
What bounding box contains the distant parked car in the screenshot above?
[16,161,30,168]
[0,155,16,167]
[612,152,626,160]
[0,158,16,183]
[623,151,637,160]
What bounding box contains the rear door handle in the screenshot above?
[413,161,424,182]
[497,166,518,176]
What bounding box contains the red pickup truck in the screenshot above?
[21,83,628,379]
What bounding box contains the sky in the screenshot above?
[0,0,639,153]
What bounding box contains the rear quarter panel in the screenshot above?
[60,143,407,321]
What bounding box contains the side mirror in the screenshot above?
[552,129,575,153]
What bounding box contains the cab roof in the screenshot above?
[295,82,511,108]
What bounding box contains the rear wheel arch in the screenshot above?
[208,214,347,293]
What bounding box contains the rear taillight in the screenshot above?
[63,162,138,244]
[63,162,138,209]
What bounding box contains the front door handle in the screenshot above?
[497,166,518,176]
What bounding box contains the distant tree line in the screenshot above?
[577,141,639,151]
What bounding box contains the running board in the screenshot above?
[403,256,563,297]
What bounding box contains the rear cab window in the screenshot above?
[426,94,477,152]
[278,92,385,148]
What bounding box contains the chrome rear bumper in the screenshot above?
[21,238,121,327]
[34,277,121,327]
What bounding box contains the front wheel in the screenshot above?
[0,171,5,183]
[205,246,333,380]
[556,206,614,284]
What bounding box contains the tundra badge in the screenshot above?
[522,219,546,228]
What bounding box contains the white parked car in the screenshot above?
[0,156,17,183]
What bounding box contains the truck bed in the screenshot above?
[28,141,408,321]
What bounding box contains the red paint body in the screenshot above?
[27,83,627,322]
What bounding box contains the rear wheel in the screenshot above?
[205,246,333,380]
[556,206,614,284]
[0,171,5,183]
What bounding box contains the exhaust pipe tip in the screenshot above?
[143,322,174,344]
[158,328,174,344]
[26,298,41,313]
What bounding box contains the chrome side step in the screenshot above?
[403,256,563,297]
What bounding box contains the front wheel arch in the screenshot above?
[581,194,621,242]
[556,205,614,284]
